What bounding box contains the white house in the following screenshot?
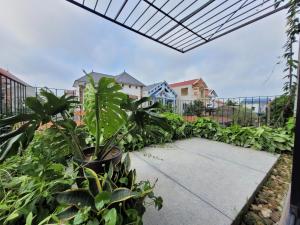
[73,71,145,103]
[169,78,217,113]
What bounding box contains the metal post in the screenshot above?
[289,34,300,224]
[0,75,2,115]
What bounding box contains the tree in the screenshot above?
[270,94,294,127]
[183,100,205,116]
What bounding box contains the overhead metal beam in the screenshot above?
[142,0,208,41]
[156,0,216,40]
[65,0,290,53]
[183,3,289,52]
[65,0,183,53]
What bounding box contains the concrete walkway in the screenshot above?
[130,138,279,225]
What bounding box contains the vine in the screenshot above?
[276,0,300,94]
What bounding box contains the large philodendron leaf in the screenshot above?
[84,76,127,143]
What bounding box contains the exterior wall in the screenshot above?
[143,90,149,98]
[79,84,143,103]
[120,84,143,99]
[172,85,197,101]
[171,80,216,115]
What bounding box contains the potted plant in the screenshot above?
[0,75,169,174]
[76,76,170,174]
[73,75,128,174]
[0,77,165,225]
[53,154,163,225]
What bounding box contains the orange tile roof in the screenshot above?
[169,79,199,88]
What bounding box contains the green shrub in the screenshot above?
[193,118,221,139]
[162,112,194,139]
[0,129,163,225]
[120,125,172,151]
[122,113,294,154]
[0,143,74,225]
[197,119,294,153]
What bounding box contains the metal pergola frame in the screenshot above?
[65,0,299,223]
[65,0,289,53]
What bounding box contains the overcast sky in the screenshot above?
[0,0,291,97]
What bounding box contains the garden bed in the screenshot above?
[240,154,292,225]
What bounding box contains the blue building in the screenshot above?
[143,81,177,105]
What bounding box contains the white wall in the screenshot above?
[121,84,143,99]
[80,84,143,102]
[172,85,197,101]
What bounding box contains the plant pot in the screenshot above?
[74,146,122,186]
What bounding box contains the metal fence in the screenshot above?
[159,95,291,127]
[0,85,78,134]
[0,74,28,116]
[0,83,292,132]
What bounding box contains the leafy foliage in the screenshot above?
[183,100,205,116]
[55,153,162,225]
[193,118,294,153]
[162,112,194,139]
[122,97,170,132]
[119,98,172,151]
[121,112,294,154]
[193,118,220,139]
[83,75,127,158]
[0,137,75,225]
[275,0,299,94]
[270,94,294,127]
[0,130,162,225]
[0,89,83,161]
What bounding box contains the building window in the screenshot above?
[121,84,124,87]
[129,85,131,88]
[136,86,138,89]
[181,87,188,96]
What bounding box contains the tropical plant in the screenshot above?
[0,89,82,162]
[53,154,162,225]
[119,97,172,151]
[83,76,127,160]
